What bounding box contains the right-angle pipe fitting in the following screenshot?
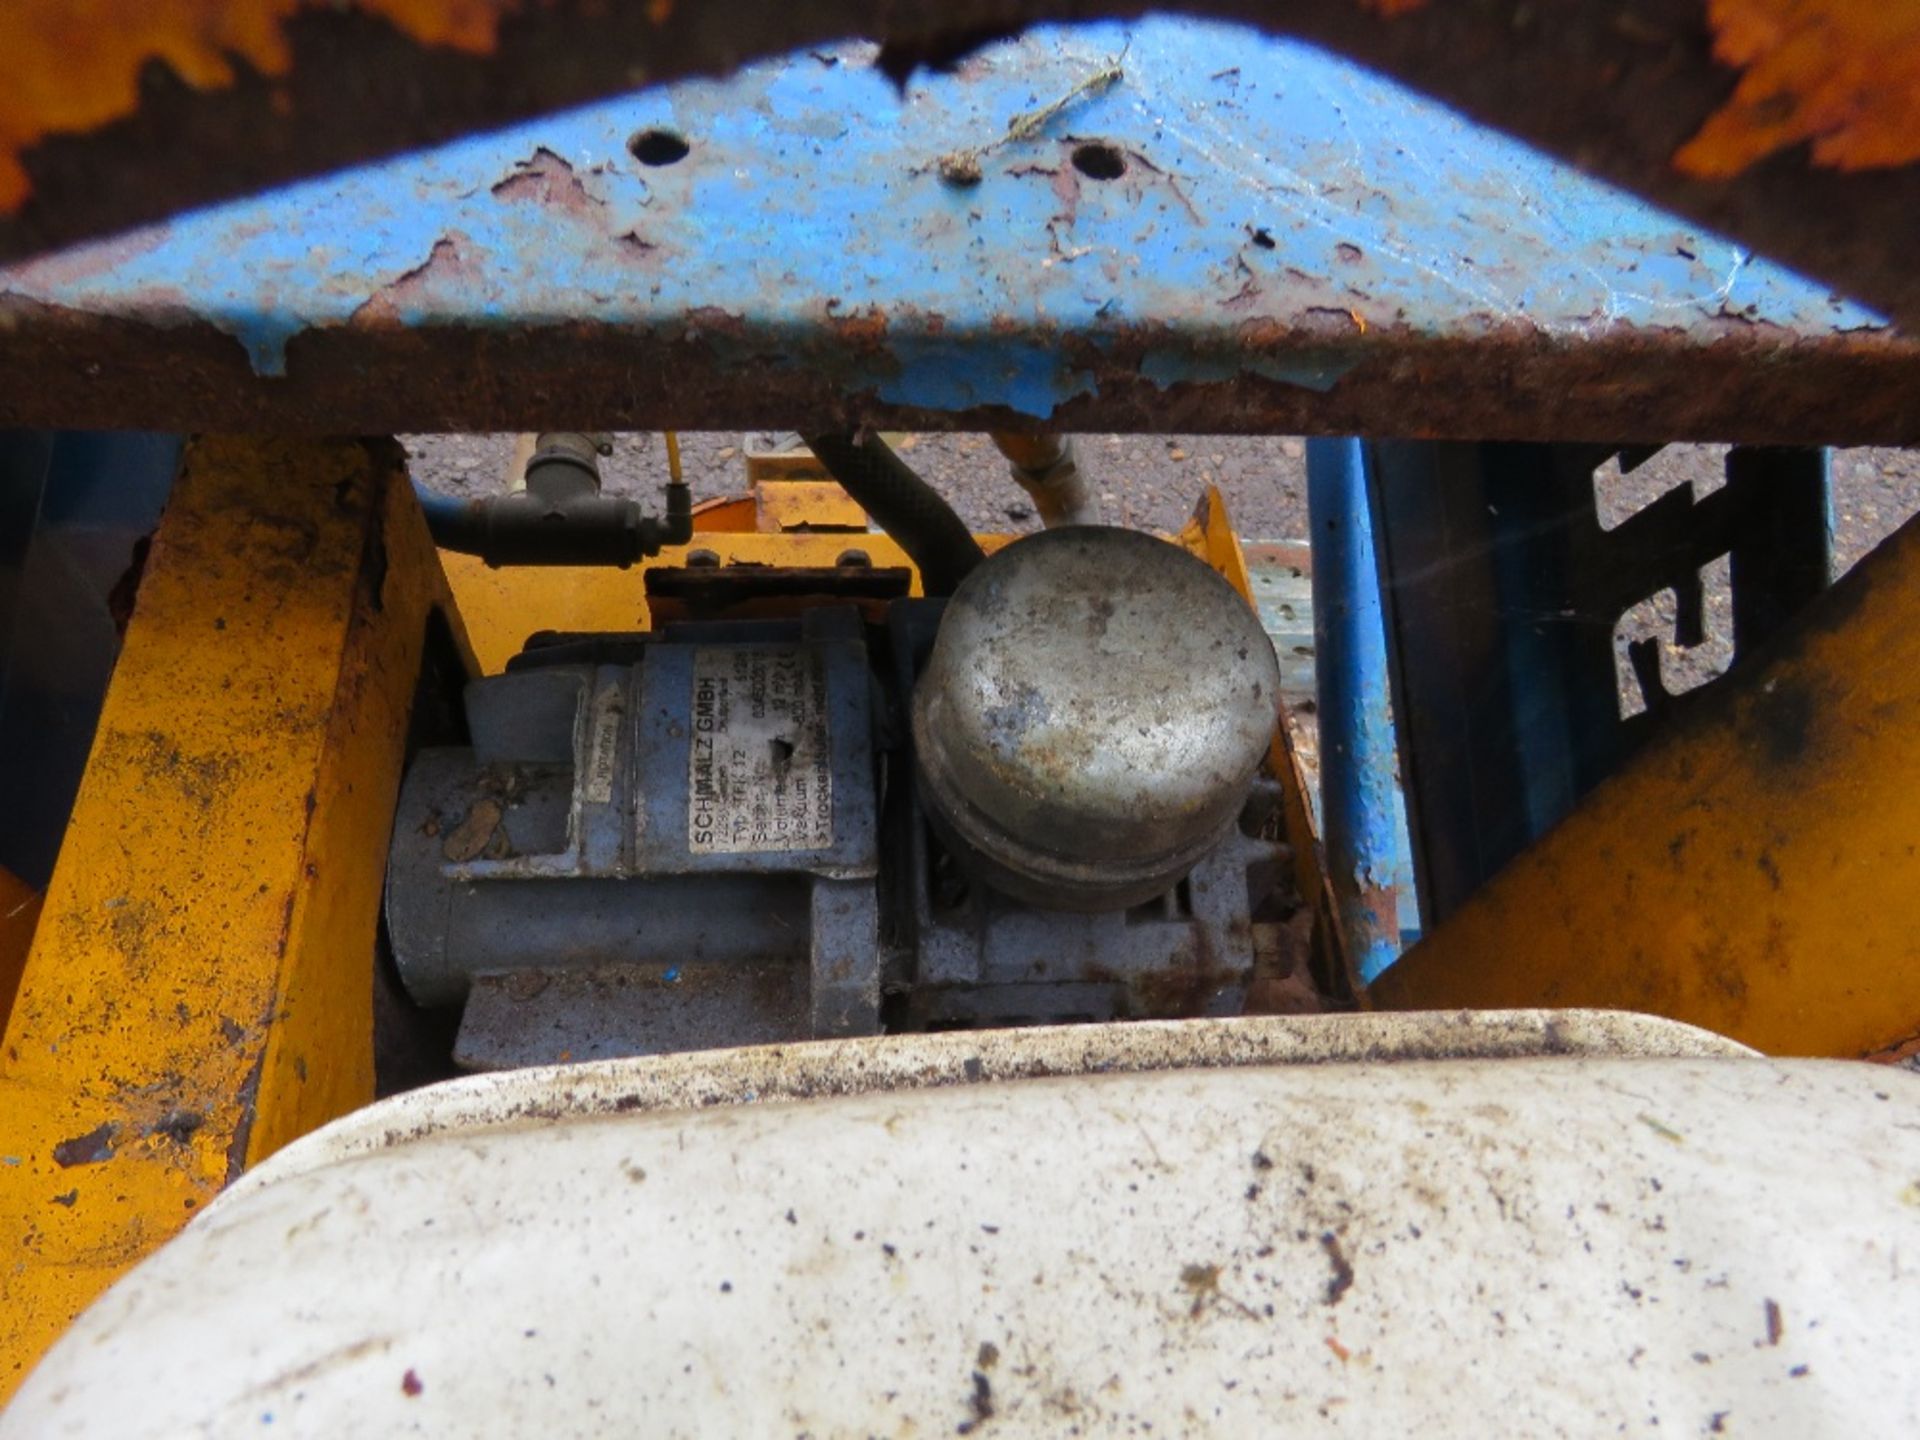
[416,432,691,567]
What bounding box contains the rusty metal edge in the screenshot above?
[1,299,1915,441]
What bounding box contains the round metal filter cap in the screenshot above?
[912,525,1281,910]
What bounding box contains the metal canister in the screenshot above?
[912,526,1282,910]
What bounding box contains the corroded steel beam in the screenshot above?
[2,2,1918,333]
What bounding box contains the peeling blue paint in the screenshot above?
[0,17,1886,414]
[882,337,1099,418]
[1308,438,1416,984]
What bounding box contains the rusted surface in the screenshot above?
[1176,493,1357,1006]
[0,1,1918,337]
[2,304,1911,440]
[0,17,1915,438]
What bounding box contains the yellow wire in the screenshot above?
[664,431,683,485]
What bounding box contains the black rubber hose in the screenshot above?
[805,432,986,594]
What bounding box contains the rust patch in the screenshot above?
[1245,912,1319,1015]
[1677,0,1920,177]
[254,1335,396,1396]
[503,970,551,1002]
[351,232,483,328]
[491,147,601,217]
[682,305,749,341]
[51,1123,117,1168]
[1132,927,1243,1018]
[826,306,890,347]
[1865,1030,1920,1066]
[1,292,1916,441]
[1049,161,1082,224]
[441,797,503,862]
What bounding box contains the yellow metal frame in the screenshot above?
[0,436,473,1401]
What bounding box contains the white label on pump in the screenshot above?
[687,647,834,854]
[582,681,623,806]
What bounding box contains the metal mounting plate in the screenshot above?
[0,20,1910,441]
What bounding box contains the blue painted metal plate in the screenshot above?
[0,19,1910,438]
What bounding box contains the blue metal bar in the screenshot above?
[1307,437,1405,984]
[0,19,1898,438]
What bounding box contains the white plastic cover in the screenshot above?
[9,1013,1919,1435]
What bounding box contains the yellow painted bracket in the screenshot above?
[0,436,472,1401]
[753,480,868,533]
[444,524,1020,676]
[1372,507,1920,1058]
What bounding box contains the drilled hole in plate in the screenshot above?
[1071,142,1127,180]
[629,128,691,166]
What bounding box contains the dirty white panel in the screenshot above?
[9,1014,1918,1436]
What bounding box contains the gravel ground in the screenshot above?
[405,431,1317,536]
[407,432,1920,702]
[406,431,1917,569]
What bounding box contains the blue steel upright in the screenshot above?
[1306,437,1405,984]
